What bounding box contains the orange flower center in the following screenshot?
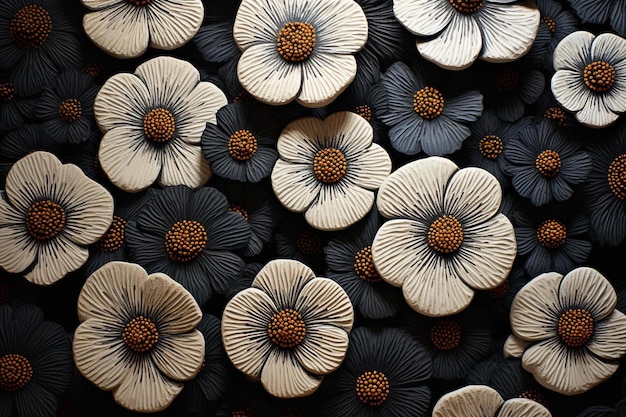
[313,148,347,184]
[58,98,82,123]
[83,61,106,83]
[542,16,556,33]
[228,204,249,222]
[478,135,504,160]
[583,61,616,93]
[232,407,252,417]
[430,319,462,350]
[144,108,176,143]
[276,22,316,62]
[0,354,33,391]
[535,149,561,177]
[354,245,381,283]
[95,215,127,252]
[544,107,567,125]
[354,104,373,122]
[164,220,208,262]
[608,154,626,200]
[122,316,159,352]
[26,200,66,240]
[0,82,15,103]
[10,5,52,49]
[413,87,444,120]
[355,370,390,406]
[268,309,306,348]
[228,129,258,161]
[428,215,464,254]
[449,0,483,13]
[536,219,567,249]
[557,308,594,347]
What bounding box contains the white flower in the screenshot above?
[371,156,516,317]
[73,261,205,412]
[271,111,392,231]
[507,267,626,395]
[233,0,368,107]
[552,31,626,128]
[393,0,540,70]
[94,56,227,193]
[81,0,204,58]
[221,259,354,398]
[0,151,113,285]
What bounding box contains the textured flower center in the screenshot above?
[535,149,561,177]
[58,98,82,123]
[355,371,390,406]
[486,279,509,299]
[354,104,373,122]
[608,154,626,200]
[95,215,127,252]
[542,16,556,33]
[354,245,381,283]
[26,200,66,241]
[557,308,594,347]
[428,215,464,254]
[267,309,306,348]
[295,231,321,254]
[10,5,52,49]
[449,0,483,13]
[413,87,445,119]
[478,135,504,160]
[122,316,159,352]
[228,129,258,161]
[536,219,567,249]
[313,147,347,183]
[0,82,15,103]
[0,354,33,391]
[128,0,153,5]
[583,61,616,93]
[282,408,305,417]
[276,22,316,62]
[519,389,549,407]
[430,319,462,350]
[228,204,249,222]
[143,108,176,143]
[83,61,106,84]
[232,407,252,417]
[493,65,519,92]
[0,282,9,304]
[164,220,208,262]
[544,107,567,125]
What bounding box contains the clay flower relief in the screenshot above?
[271,111,392,231]
[81,0,204,58]
[0,151,113,285]
[233,0,368,107]
[507,267,626,395]
[552,31,626,128]
[221,259,354,398]
[73,262,205,412]
[94,56,227,192]
[393,0,540,70]
[371,157,516,317]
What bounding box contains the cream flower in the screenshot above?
[0,151,113,285]
[507,267,626,395]
[271,111,391,231]
[393,0,540,70]
[81,0,204,58]
[73,261,205,412]
[221,259,354,398]
[94,56,227,193]
[432,385,552,417]
[371,157,516,317]
[233,0,368,107]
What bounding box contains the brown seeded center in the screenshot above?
[544,107,567,125]
[536,219,567,249]
[430,319,462,350]
[355,371,390,407]
[354,104,373,122]
[83,61,106,84]
[0,82,15,103]
[542,16,556,33]
[486,279,509,299]
[354,245,381,283]
[144,108,176,143]
[228,204,249,222]
[26,200,66,241]
[583,61,616,93]
[608,154,626,200]
[122,316,159,352]
[276,22,316,62]
[164,220,208,263]
[267,309,306,348]
[493,65,519,92]
[535,149,561,177]
[128,0,153,5]
[232,407,252,417]
[282,407,305,417]
[313,147,347,184]
[228,129,258,161]
[10,5,52,49]
[413,87,445,120]
[449,0,483,13]
[557,308,594,347]
[295,231,321,254]
[428,215,464,254]
[95,215,127,252]
[520,389,549,407]
[58,98,82,123]
[0,354,33,392]
[478,135,504,160]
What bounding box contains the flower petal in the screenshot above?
[232,0,287,49]
[260,349,322,398]
[510,272,562,341]
[393,0,454,36]
[5,151,62,212]
[432,385,503,417]
[497,398,551,417]
[151,330,204,381]
[271,160,320,212]
[295,278,354,330]
[276,116,326,163]
[345,143,392,190]
[135,56,200,107]
[551,69,591,112]
[372,219,425,287]
[93,73,151,131]
[25,235,88,285]
[146,0,204,50]
[313,0,368,54]
[503,334,531,358]
[297,53,357,108]
[325,111,373,154]
[252,259,316,309]
[553,31,594,71]
[590,32,626,63]
[586,310,626,360]
[0,224,37,275]
[575,94,620,128]
[443,167,502,227]
[83,4,149,58]
[176,82,228,142]
[293,324,349,375]
[158,139,211,188]
[304,182,374,231]
[558,267,617,320]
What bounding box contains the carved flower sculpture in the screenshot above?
[371,157,516,317]
[221,259,354,398]
[506,267,626,395]
[233,0,368,107]
[73,261,205,412]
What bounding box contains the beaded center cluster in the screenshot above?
[478,135,504,160]
[58,98,82,123]
[228,204,249,222]
[542,16,557,33]
[95,215,127,252]
[449,0,483,13]
[608,154,626,200]
[10,5,52,49]
[544,107,567,125]
[536,219,567,249]
[355,370,390,406]
[165,220,208,262]
[267,309,306,348]
[144,108,176,143]
[276,22,316,63]
[128,0,153,6]
[228,129,258,161]
[493,65,519,92]
[428,215,464,254]
[413,87,444,120]
[0,82,15,103]
[583,61,616,93]
[535,149,562,177]
[354,246,380,283]
[0,354,33,391]
[313,148,347,184]
[295,231,321,254]
[430,319,462,350]
[557,308,594,347]
[122,316,159,352]
[26,200,66,241]
[354,105,373,122]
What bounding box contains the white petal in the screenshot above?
[376,156,458,221]
[345,143,392,190]
[393,0,454,36]
[237,44,302,106]
[476,2,540,63]
[146,0,204,50]
[510,272,562,341]
[313,0,368,53]
[432,385,503,417]
[135,56,200,108]
[176,82,228,142]
[94,73,151,132]
[25,236,88,285]
[233,0,287,49]
[325,111,373,154]
[587,310,626,360]
[575,94,620,128]
[252,259,316,309]
[81,0,124,9]
[98,126,162,193]
[503,334,531,359]
[0,196,23,225]
[559,267,617,321]
[443,167,502,227]
[293,324,349,375]
[295,277,354,330]
[158,139,211,188]
[590,32,626,63]
[276,116,325,163]
[603,70,626,113]
[297,53,357,108]
[417,12,481,70]
[497,398,551,417]
[260,349,322,398]
[83,4,149,59]
[553,31,594,71]
[0,225,36,275]
[271,159,321,213]
[5,151,62,212]
[304,182,374,231]
[551,69,591,112]
[522,337,619,395]
[151,331,204,381]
